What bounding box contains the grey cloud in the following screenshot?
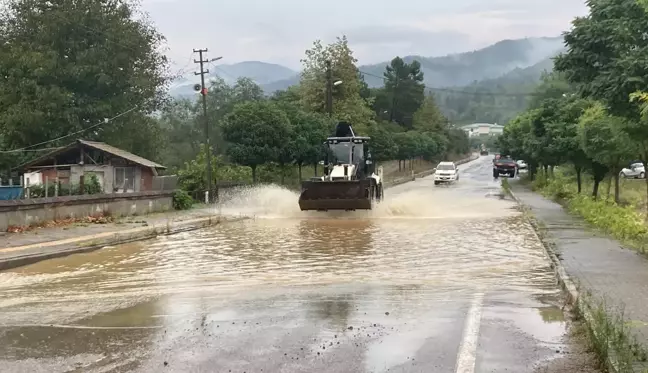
[336,26,474,62]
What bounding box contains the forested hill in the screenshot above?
[358,37,562,88]
[434,57,556,125]
[169,36,564,98]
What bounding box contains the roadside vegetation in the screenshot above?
[167,38,471,196]
[497,0,648,254]
[0,0,471,200]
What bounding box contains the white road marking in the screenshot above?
[455,292,485,373]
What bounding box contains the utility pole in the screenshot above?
[325,59,333,116]
[194,48,213,203]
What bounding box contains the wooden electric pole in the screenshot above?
[193,48,213,202]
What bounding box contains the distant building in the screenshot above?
[17,140,166,193]
[461,123,505,137]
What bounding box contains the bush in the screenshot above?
[535,168,648,251]
[568,194,648,243]
[172,190,193,210]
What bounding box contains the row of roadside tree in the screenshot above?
[497,0,648,207]
[0,0,470,196]
[163,37,471,195]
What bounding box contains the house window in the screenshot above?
[114,167,135,192]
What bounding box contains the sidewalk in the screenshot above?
[0,207,238,270]
[509,179,648,371]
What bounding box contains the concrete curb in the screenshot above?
[506,185,625,373]
[0,215,248,271]
[384,154,480,188]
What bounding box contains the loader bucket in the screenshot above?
[298,179,373,211]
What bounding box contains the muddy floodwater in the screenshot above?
[0,157,599,373]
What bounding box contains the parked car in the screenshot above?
[516,160,527,169]
[620,162,645,179]
[434,161,459,185]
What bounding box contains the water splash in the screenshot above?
[215,182,516,220]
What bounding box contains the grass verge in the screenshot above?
[578,290,648,373]
[501,177,511,195]
[528,169,648,255]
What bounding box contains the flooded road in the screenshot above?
[0,157,595,372]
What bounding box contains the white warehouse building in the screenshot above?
[461,123,505,137]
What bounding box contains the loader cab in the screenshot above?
[322,137,374,176]
[322,122,374,178]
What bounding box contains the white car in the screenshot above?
[434,161,459,185]
[516,160,527,169]
[620,162,645,179]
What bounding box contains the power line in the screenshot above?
[357,69,540,97]
[0,105,141,154]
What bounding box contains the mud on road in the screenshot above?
[0,157,601,373]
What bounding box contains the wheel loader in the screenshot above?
[298,122,384,211]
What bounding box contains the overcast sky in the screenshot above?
[142,0,588,72]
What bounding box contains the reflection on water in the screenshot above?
[0,216,553,318]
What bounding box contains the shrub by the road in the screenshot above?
[532,170,648,252]
[172,190,193,210]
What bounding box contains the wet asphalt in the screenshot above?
[0,157,594,372]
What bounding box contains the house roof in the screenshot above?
[461,123,504,129]
[17,140,166,170]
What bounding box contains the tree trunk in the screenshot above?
[252,166,257,183]
[543,164,548,176]
[614,172,621,204]
[298,164,303,181]
[592,180,600,199]
[575,166,582,193]
[606,176,612,201]
[549,165,554,178]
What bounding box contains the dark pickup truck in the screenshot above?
[493,158,517,178]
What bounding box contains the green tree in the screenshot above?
[0,0,169,157]
[413,95,447,134]
[289,110,330,180]
[222,101,292,182]
[554,0,648,204]
[299,36,375,133]
[578,103,636,201]
[367,122,399,162]
[382,57,425,128]
[157,99,202,172]
[177,144,252,196]
[201,77,264,156]
[498,111,537,176]
[547,97,595,193]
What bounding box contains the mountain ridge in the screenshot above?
[169,36,565,99]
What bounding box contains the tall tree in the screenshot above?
[0,0,169,157]
[222,101,292,182]
[413,95,448,134]
[554,0,648,205]
[382,57,425,128]
[578,103,636,201]
[299,36,375,133]
[157,99,201,171]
